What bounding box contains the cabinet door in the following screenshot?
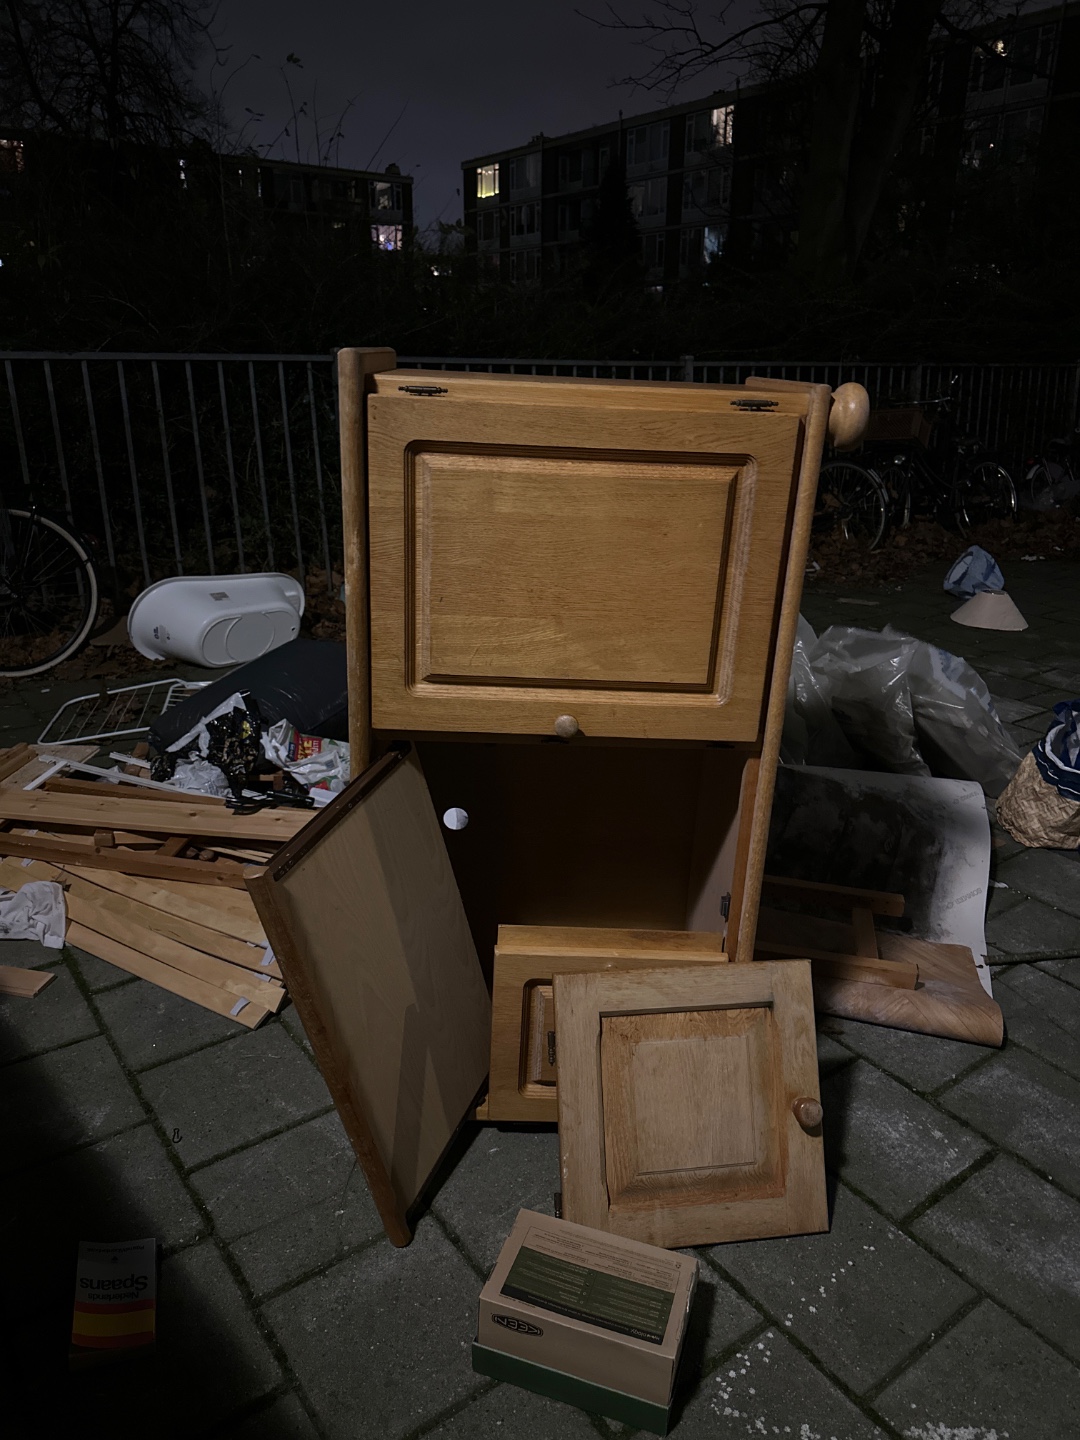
[245,746,491,1247]
[554,960,827,1248]
[368,386,803,741]
[489,925,728,1122]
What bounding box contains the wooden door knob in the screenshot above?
[828,383,870,451]
[792,1096,823,1131]
[553,714,580,739]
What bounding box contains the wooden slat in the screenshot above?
[0,830,250,887]
[44,777,226,806]
[66,923,272,1028]
[754,941,917,989]
[82,871,269,940]
[761,875,906,918]
[66,875,278,976]
[0,965,55,998]
[0,745,33,783]
[339,346,397,776]
[0,791,308,844]
[851,906,879,958]
[67,891,285,1010]
[0,856,277,975]
[496,925,728,959]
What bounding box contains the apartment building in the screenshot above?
[462,88,749,288]
[229,156,413,251]
[461,0,1079,287]
[0,132,413,254]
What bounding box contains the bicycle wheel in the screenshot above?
[0,509,99,677]
[954,461,1017,534]
[814,461,890,550]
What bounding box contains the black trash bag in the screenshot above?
[151,693,275,799]
[149,639,348,753]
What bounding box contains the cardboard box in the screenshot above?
[70,1238,157,1368]
[473,1209,697,1434]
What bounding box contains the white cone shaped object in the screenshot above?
[950,590,1028,631]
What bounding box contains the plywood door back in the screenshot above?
[554,960,827,1248]
[368,382,806,741]
[246,747,491,1245]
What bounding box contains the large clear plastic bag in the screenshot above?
[781,616,859,766]
[808,625,928,775]
[785,620,1021,795]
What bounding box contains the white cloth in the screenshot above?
[0,881,66,949]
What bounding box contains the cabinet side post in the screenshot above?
[337,346,396,776]
[729,380,835,962]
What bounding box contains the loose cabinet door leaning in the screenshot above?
[245,745,491,1247]
[367,376,806,742]
[554,960,827,1249]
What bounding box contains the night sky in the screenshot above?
[210,1,718,231]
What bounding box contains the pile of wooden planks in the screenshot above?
[0,756,311,1025]
[0,783,310,889]
[0,855,285,1027]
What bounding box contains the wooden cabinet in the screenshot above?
[367,376,809,741]
[245,351,866,1246]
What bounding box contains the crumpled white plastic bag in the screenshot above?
[0,881,66,949]
[261,718,350,804]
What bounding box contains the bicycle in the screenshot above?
[813,383,1017,551]
[861,386,1017,537]
[0,506,100,677]
[1022,427,1080,511]
[813,458,891,550]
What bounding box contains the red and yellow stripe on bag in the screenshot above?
[71,1297,156,1350]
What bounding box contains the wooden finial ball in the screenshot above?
[828,383,870,451]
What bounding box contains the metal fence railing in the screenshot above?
[2,352,1077,592]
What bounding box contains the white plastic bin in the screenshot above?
[127,574,305,667]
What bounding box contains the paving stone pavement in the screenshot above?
[1,563,1079,1437]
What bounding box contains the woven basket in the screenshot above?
[996,752,1080,849]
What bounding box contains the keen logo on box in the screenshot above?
[492,1315,543,1337]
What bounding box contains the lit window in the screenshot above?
[477,164,499,199]
[685,107,733,157]
[0,138,25,174]
[178,156,187,189]
[712,106,734,146]
[372,224,403,250]
[704,225,726,260]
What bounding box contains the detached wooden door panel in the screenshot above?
[554,960,827,1248]
[245,746,491,1247]
[367,381,804,740]
[488,924,728,1122]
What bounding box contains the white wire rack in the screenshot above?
[36,679,208,747]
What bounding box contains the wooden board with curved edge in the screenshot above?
[813,935,1003,1047]
[245,744,491,1248]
